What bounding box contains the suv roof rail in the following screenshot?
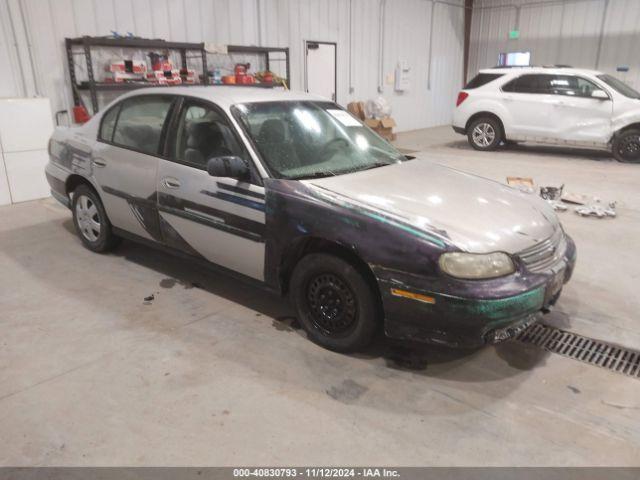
[490,65,531,69]
[489,64,574,69]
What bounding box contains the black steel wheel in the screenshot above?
[290,253,380,352]
[613,129,640,163]
[306,273,358,337]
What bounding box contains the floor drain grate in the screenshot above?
[517,323,640,379]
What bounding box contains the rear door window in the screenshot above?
[99,104,120,142]
[502,74,553,94]
[464,73,504,89]
[112,95,174,156]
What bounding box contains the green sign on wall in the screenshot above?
[509,30,520,39]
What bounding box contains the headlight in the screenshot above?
[439,252,515,279]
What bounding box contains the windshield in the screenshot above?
[597,74,640,99]
[231,101,406,179]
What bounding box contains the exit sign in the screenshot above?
[509,30,520,39]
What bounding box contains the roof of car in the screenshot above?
[478,66,603,76]
[116,86,327,109]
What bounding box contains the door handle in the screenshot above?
[162,177,181,189]
[93,159,107,168]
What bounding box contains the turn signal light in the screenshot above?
[456,92,469,107]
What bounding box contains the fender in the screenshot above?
[461,99,513,136]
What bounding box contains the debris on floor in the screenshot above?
[575,200,617,218]
[507,176,617,217]
[506,176,535,194]
[539,184,568,211]
[560,191,589,205]
[143,294,155,304]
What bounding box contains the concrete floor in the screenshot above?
[1,126,639,466]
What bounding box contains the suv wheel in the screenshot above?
[72,184,120,252]
[612,129,640,163]
[468,117,502,151]
[290,253,380,352]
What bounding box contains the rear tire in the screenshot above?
[290,253,380,353]
[71,184,120,253]
[612,129,640,163]
[467,116,502,151]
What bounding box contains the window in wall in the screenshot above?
[498,51,531,67]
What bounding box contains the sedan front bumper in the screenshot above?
[375,234,577,348]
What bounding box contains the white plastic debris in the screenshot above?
[575,201,617,218]
[364,97,392,119]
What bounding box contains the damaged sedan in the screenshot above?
[45,87,576,352]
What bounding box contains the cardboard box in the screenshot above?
[365,116,397,141]
[347,101,365,120]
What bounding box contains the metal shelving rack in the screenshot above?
[65,36,290,114]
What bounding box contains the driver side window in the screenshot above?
[172,100,245,169]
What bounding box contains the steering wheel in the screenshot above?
[319,137,350,158]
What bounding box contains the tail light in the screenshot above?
[456,92,469,107]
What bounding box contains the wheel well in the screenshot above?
[279,237,381,300]
[465,112,505,137]
[65,174,96,197]
[613,123,640,141]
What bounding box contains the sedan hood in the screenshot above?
[305,160,559,254]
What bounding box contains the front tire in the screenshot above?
[468,117,502,151]
[290,253,380,352]
[72,184,120,252]
[612,129,640,163]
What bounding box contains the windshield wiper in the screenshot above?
[289,162,396,180]
[346,161,396,173]
[288,171,338,180]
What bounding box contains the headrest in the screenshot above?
[258,119,285,143]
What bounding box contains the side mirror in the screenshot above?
[591,90,609,100]
[207,156,250,180]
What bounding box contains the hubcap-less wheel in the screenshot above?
[617,134,640,162]
[472,122,496,147]
[75,194,101,242]
[306,273,357,337]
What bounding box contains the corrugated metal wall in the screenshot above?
[469,0,640,90]
[3,0,465,132]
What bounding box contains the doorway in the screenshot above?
[304,41,337,102]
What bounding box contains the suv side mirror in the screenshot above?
[591,90,609,100]
[207,156,250,180]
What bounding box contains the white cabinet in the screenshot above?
[0,152,11,205]
[0,98,54,205]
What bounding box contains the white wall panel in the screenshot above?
[0,0,23,97]
[7,0,465,132]
[470,0,640,91]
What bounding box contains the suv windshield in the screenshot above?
[232,101,406,179]
[597,74,640,99]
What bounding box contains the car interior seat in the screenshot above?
[257,118,299,171]
[184,122,231,165]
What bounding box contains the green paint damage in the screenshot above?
[438,287,545,321]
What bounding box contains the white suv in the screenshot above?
[452,66,640,162]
